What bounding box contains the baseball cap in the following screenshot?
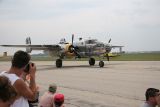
[49,83,57,93]
[54,93,64,103]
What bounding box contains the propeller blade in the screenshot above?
[71,34,81,58]
[72,34,74,45]
[105,53,110,61]
[107,54,110,61]
[74,50,81,58]
[108,38,111,43]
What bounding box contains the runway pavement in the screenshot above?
[0,61,160,107]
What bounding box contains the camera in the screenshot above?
[24,63,34,73]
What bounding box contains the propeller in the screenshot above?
[69,34,81,58]
[105,38,112,61]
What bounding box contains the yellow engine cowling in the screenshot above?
[64,44,75,57]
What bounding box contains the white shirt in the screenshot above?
[0,71,29,107]
[140,102,155,107]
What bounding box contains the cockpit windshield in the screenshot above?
[59,38,66,44]
[85,39,97,44]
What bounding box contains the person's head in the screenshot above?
[0,76,17,106]
[11,50,30,74]
[145,88,160,105]
[54,93,64,107]
[48,83,57,93]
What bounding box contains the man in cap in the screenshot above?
[39,83,57,107]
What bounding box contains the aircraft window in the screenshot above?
[85,40,89,44]
[81,42,83,45]
[85,39,98,44]
[86,40,96,44]
[59,38,66,44]
[89,40,92,44]
[97,44,104,47]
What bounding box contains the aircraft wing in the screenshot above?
[0,45,61,50]
[111,46,124,48]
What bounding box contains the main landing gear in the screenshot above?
[89,58,95,66]
[56,59,62,68]
[56,58,104,68]
[89,58,104,67]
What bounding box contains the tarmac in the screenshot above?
[0,61,160,107]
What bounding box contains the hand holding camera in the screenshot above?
[29,63,36,75]
[24,62,36,77]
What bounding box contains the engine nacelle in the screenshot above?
[64,44,75,56]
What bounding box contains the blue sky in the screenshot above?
[0,0,160,55]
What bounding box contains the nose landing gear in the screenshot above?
[99,61,104,67]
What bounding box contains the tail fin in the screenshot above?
[26,37,31,45]
[26,37,32,53]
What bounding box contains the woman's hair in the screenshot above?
[0,76,17,102]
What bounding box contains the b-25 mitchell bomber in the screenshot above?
[0,34,123,68]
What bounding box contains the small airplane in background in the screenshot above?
[0,34,124,68]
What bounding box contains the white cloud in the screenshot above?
[0,0,160,54]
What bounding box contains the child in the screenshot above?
[54,93,64,107]
[0,76,17,107]
[39,83,57,107]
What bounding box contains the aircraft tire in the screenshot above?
[56,59,62,68]
[89,58,95,66]
[99,61,104,67]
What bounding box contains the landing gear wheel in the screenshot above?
[99,61,104,67]
[89,58,95,66]
[56,59,62,68]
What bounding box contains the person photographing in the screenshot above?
[0,50,38,107]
